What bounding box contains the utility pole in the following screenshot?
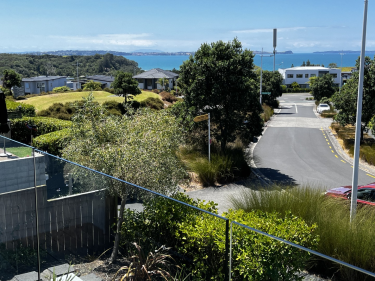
[340,53,344,92]
[273,28,277,72]
[73,61,81,90]
[350,0,368,222]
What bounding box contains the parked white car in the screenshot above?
[317,103,330,114]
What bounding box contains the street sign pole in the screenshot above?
[208,113,211,163]
[350,0,368,222]
[260,48,263,105]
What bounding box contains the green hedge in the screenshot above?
[121,193,318,280]
[52,86,71,93]
[10,117,72,144]
[5,100,36,117]
[32,128,72,156]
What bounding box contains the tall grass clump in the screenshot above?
[230,185,375,280]
[261,104,274,122]
[179,140,250,186]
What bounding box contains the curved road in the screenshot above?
[254,93,375,189]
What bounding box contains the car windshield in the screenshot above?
[320,104,329,107]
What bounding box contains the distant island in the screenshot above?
[313,50,375,54]
[10,49,293,56]
[12,50,196,56]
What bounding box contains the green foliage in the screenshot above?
[140,97,164,110]
[1,69,22,95]
[10,117,72,143]
[52,86,71,93]
[179,38,263,151]
[332,56,375,142]
[157,78,169,91]
[5,100,36,117]
[102,100,125,116]
[103,87,114,93]
[256,70,283,107]
[310,73,335,101]
[291,81,300,89]
[0,53,140,77]
[230,185,375,280]
[112,71,141,103]
[329,62,338,68]
[261,104,274,122]
[38,102,75,120]
[32,128,72,156]
[83,80,102,91]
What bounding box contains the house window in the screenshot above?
[310,74,316,77]
[25,83,29,89]
[305,74,309,78]
[331,74,338,78]
[296,74,303,78]
[287,74,293,78]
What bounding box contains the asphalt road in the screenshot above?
[254,93,375,189]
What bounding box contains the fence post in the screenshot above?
[33,148,41,280]
[225,219,230,280]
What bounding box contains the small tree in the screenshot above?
[112,71,141,103]
[83,80,102,91]
[1,69,22,96]
[329,63,338,68]
[306,60,311,66]
[291,81,299,90]
[256,70,283,107]
[157,78,169,91]
[310,74,335,101]
[62,94,187,262]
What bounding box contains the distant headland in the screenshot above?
[313,50,375,54]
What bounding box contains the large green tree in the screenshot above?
[62,94,187,262]
[179,38,263,150]
[332,56,375,142]
[310,73,335,101]
[255,70,283,107]
[1,69,22,96]
[112,71,141,103]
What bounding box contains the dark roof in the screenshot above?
[22,76,67,82]
[86,75,115,83]
[133,68,178,79]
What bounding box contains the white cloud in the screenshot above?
[50,33,155,47]
[232,27,307,34]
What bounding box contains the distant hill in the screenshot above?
[10,50,195,56]
[133,49,163,53]
[313,50,375,54]
[253,50,293,54]
[0,53,141,78]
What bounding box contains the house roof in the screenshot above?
[133,68,178,79]
[22,76,67,82]
[285,66,331,71]
[86,75,114,83]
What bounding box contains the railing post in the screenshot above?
[225,219,230,280]
[33,148,41,280]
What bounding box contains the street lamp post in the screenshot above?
[259,48,274,105]
[340,53,344,92]
[350,0,368,222]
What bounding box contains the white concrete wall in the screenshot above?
[279,67,341,87]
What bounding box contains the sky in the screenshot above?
[2,0,375,53]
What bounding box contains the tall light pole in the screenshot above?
[340,53,344,92]
[350,0,368,222]
[273,28,277,72]
[259,48,274,105]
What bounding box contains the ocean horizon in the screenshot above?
[125,52,375,72]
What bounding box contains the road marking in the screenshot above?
[367,174,375,179]
[331,150,334,153]
[341,160,346,163]
[329,146,332,149]
[327,142,330,145]
[295,103,298,113]
[335,155,338,158]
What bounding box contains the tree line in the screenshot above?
[0,53,141,78]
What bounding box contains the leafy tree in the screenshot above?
[310,74,335,101]
[157,77,169,91]
[329,62,338,68]
[332,56,375,142]
[112,71,141,103]
[179,38,263,151]
[291,81,300,90]
[291,64,294,67]
[1,69,21,96]
[62,94,187,262]
[255,70,283,107]
[302,61,306,66]
[83,80,102,91]
[306,60,311,66]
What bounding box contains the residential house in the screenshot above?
[133,68,178,90]
[86,75,115,89]
[278,66,341,88]
[22,76,67,95]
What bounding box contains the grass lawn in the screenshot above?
[6,146,33,158]
[18,90,162,112]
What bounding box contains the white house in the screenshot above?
[133,68,178,90]
[278,66,341,88]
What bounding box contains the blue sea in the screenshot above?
[125,52,375,71]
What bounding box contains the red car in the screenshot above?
[325,183,375,206]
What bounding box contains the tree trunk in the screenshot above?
[109,195,127,263]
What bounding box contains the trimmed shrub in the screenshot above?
[160,91,177,103]
[52,86,71,93]
[32,128,72,156]
[103,87,114,94]
[10,117,72,144]
[102,100,125,115]
[140,97,164,110]
[5,100,36,117]
[152,89,160,94]
[83,80,102,91]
